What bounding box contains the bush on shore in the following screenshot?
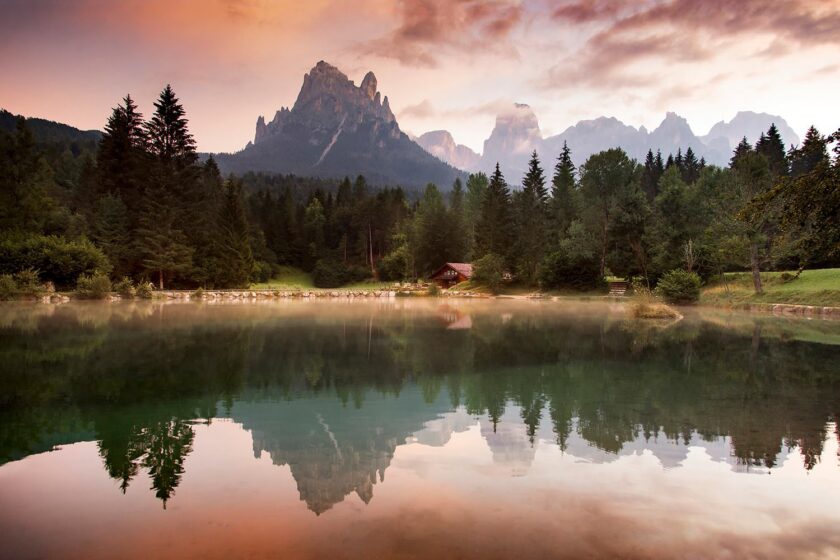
[75,272,112,299]
[630,301,683,320]
[655,269,701,304]
[0,269,44,300]
[540,250,604,291]
[473,253,505,294]
[114,277,135,299]
[312,258,369,288]
[0,234,109,289]
[136,282,153,299]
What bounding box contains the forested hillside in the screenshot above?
[1,88,838,295]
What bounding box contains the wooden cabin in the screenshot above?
[430,262,473,288]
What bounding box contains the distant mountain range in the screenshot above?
[3,62,802,190]
[214,61,464,188]
[415,105,800,182]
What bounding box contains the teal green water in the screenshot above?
[1,300,840,559]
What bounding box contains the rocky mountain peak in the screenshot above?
[494,103,540,134]
[481,103,542,179]
[254,61,397,145]
[360,71,377,101]
[217,61,463,188]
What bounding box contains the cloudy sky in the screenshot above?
[1,0,838,153]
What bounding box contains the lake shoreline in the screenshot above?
[13,289,840,321]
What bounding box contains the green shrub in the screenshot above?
[346,265,370,284]
[136,282,153,299]
[655,269,701,304]
[379,246,410,281]
[14,268,42,297]
[192,287,204,299]
[251,261,273,283]
[473,253,505,294]
[540,251,604,291]
[114,277,135,299]
[0,234,109,289]
[312,259,346,288]
[779,272,796,283]
[0,274,17,300]
[427,283,440,296]
[75,272,112,300]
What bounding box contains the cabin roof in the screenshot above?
[430,262,473,279]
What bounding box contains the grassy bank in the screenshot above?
[250,266,315,290]
[702,268,840,307]
[250,266,393,292]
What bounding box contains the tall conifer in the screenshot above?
[475,163,513,263]
[551,142,577,235]
[756,124,788,177]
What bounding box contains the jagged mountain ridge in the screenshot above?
[417,106,800,182]
[214,61,464,188]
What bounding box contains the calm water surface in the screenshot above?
[1,300,840,560]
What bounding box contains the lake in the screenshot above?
[1,299,840,560]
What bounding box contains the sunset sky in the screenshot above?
[1,0,838,153]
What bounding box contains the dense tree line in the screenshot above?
[1,86,838,292]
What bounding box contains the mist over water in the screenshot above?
[2,300,840,559]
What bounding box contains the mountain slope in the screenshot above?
[0,108,101,146]
[215,62,463,188]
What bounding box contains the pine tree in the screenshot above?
[413,183,451,274]
[475,163,513,263]
[730,137,753,167]
[641,149,660,201]
[464,172,488,259]
[304,197,326,265]
[97,95,149,210]
[665,154,675,169]
[0,118,57,233]
[190,157,225,284]
[92,193,131,277]
[448,178,469,262]
[135,187,194,289]
[522,150,548,204]
[756,124,788,177]
[682,147,700,184]
[213,179,253,288]
[551,142,577,236]
[145,85,196,167]
[789,126,829,177]
[675,148,684,173]
[144,85,207,284]
[517,151,549,283]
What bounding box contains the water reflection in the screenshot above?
[1,300,839,515]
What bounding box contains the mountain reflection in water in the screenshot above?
[1,300,840,559]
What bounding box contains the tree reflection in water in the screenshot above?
[1,300,839,509]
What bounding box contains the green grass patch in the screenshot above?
[341,280,393,291]
[702,268,840,307]
[250,266,313,290]
[251,267,394,291]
